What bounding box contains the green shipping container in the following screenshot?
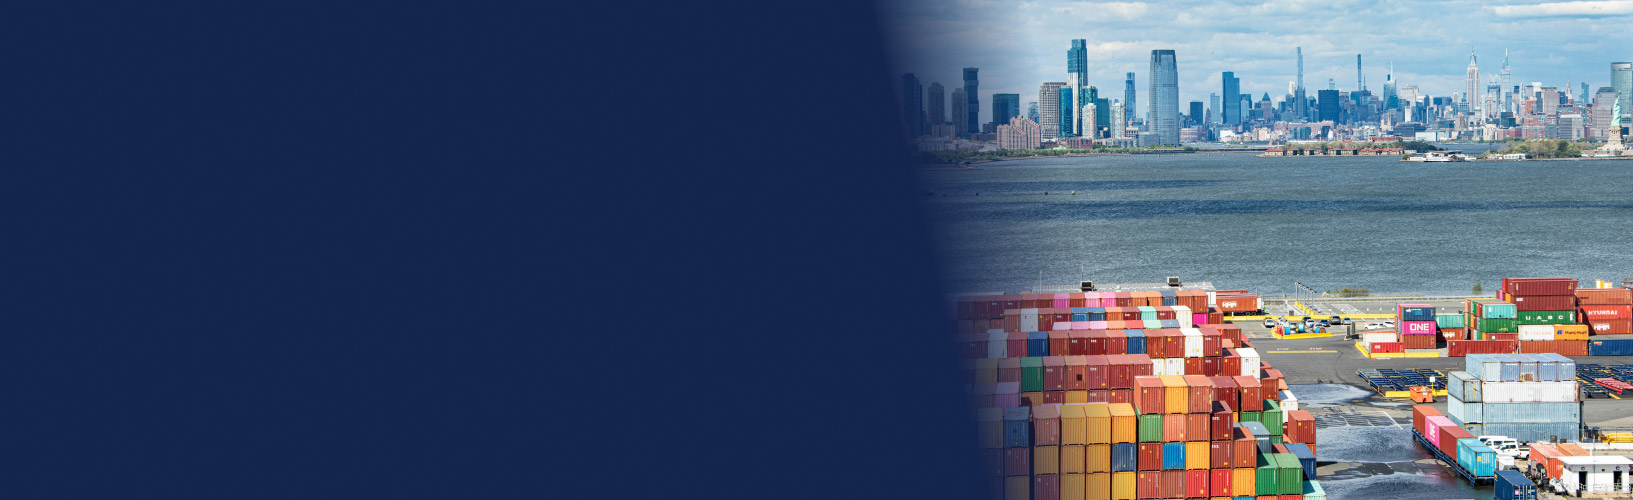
[1270,436,1284,445]
[1020,358,1044,392]
[1262,400,1283,435]
[1240,411,1261,425]
[1256,452,1279,496]
[1137,414,1163,442]
[1516,310,1575,325]
[1436,313,1465,328]
[1275,454,1304,494]
[1476,318,1517,334]
[1142,319,1161,329]
[1138,306,1157,321]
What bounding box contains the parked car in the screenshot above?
[1330,315,1344,325]
[1264,318,1276,328]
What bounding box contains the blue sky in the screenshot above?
[881,0,1633,123]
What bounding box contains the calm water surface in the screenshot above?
[918,148,1633,295]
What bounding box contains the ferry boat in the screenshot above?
[1404,151,1464,162]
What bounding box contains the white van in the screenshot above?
[1478,436,1526,459]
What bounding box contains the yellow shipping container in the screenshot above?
[1108,403,1138,443]
[1061,403,1087,445]
[1160,375,1188,414]
[1085,471,1109,500]
[1021,392,1045,406]
[975,359,999,385]
[1085,443,1110,473]
[1034,445,1060,474]
[1060,444,1086,474]
[1184,441,1209,469]
[1556,324,1590,340]
[1085,403,1112,444]
[1061,473,1086,500]
[1066,390,1089,404]
[1005,476,1029,500]
[1111,471,1136,500]
[978,407,1004,449]
[1232,468,1255,497]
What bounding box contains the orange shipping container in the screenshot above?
[1519,340,1588,356]
[1232,468,1256,497]
[1035,445,1060,474]
[1084,472,1109,500]
[1109,403,1139,443]
[1164,413,1188,442]
[1066,390,1089,404]
[1061,444,1086,474]
[1086,443,1111,473]
[1161,375,1189,414]
[1577,288,1633,305]
[1061,473,1086,500]
[1184,441,1209,469]
[1060,404,1087,445]
[1085,403,1112,444]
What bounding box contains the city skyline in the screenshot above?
[882,0,1633,126]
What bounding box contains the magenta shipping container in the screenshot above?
[1191,313,1209,326]
[1424,415,1454,448]
[1402,321,1437,335]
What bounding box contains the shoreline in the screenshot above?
[917,148,1267,167]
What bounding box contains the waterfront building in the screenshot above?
[1318,89,1340,123]
[1109,100,1125,138]
[1058,87,1074,137]
[1125,72,1137,125]
[951,87,969,137]
[927,82,945,125]
[1466,53,1480,117]
[1026,101,1038,124]
[1614,62,1632,122]
[901,73,923,137]
[1148,50,1179,145]
[1593,87,1617,139]
[963,67,980,136]
[1081,101,1098,140]
[992,93,1020,131]
[996,115,1042,151]
[1039,82,1065,137]
[1500,50,1512,113]
[1222,71,1240,125]
[1188,101,1203,127]
[1076,86,1098,136]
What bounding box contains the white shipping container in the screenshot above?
[1165,357,1185,376]
[1206,291,1217,307]
[1279,389,1299,412]
[1020,308,1039,332]
[1151,358,1166,376]
[1174,305,1194,328]
[1236,348,1261,377]
[1517,324,1555,341]
[987,331,1008,358]
[1479,380,1580,403]
[1362,331,1398,345]
[1181,328,1204,358]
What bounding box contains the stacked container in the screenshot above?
[1396,303,1438,350]
[1502,279,1579,344]
[1444,353,1581,443]
[1578,287,1633,335]
[1467,298,1519,340]
[1437,313,1466,342]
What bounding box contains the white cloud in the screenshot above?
[1492,1,1633,17]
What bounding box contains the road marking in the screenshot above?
[1266,350,1338,354]
[1610,392,1622,400]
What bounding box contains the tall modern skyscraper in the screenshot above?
[1221,71,1240,125]
[1058,87,1075,137]
[992,94,1020,129]
[951,87,969,137]
[1465,53,1480,115]
[1039,82,1065,137]
[1067,39,1088,88]
[1583,82,1591,105]
[963,67,980,136]
[927,82,945,125]
[1356,54,1363,91]
[1188,101,1203,127]
[1500,50,1512,113]
[1318,89,1340,123]
[1209,93,1220,124]
[1594,87,1617,137]
[1109,100,1125,138]
[900,73,923,136]
[1148,50,1179,146]
[1077,86,1098,136]
[1026,101,1038,124]
[1615,62,1633,121]
[1293,47,1307,120]
[1124,72,1137,125]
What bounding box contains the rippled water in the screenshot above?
[917,148,1633,295]
[1291,383,1490,500]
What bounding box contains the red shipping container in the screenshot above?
[1485,332,1517,341]
[1578,288,1633,305]
[1034,404,1062,445]
[1107,389,1132,406]
[1231,427,1256,468]
[1233,376,1263,411]
[1121,308,1141,322]
[1202,333,1222,357]
[1210,309,1225,325]
[1186,469,1208,498]
[1106,330,1128,355]
[1209,376,1238,409]
[1128,354,1154,378]
[1143,330,1167,358]
[1186,413,1209,442]
[1161,470,1186,499]
[1087,355,1112,390]
[1184,358,1204,376]
[1284,410,1315,444]
[1138,443,1163,471]
[1210,404,1234,441]
[1588,318,1633,335]
[1504,277,1578,296]
[1439,426,1474,458]
[1581,304,1633,320]
[1403,334,1436,350]
[1038,311,1056,332]
[1183,375,1214,413]
[1052,309,1072,326]
[1044,357,1068,390]
[1135,377,1165,414]
[1107,354,1134,389]
[988,318,1005,331]
[1033,474,1059,500]
[1049,331,1070,356]
[1156,307,1177,321]
[1086,389,1108,403]
[1019,295,1040,309]
[1448,340,1518,357]
[1136,470,1161,498]
[1209,441,1234,469]
[1511,294,1577,311]
[1219,356,1241,379]
[1007,332,1028,357]
[1209,467,1232,497]
[1114,292,1132,307]
[1087,331,1108,355]
[1368,342,1403,353]
[1043,391,1064,405]
[1520,340,1588,356]
[1412,406,1440,436]
[981,448,1004,476]
[1005,447,1029,475]
[1280,495,1302,500]
[1067,331,1089,356]
[1200,357,1220,377]
[1069,293,1088,308]
[1003,310,1021,332]
[1441,327,1466,342]
[1067,355,1090,390]
[958,334,985,359]
[1164,413,1188,442]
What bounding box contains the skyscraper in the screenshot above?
[1209,93,1220,124]
[1221,71,1240,125]
[1077,86,1098,136]
[1500,50,1512,113]
[1109,100,1125,138]
[1095,97,1110,137]
[963,67,980,136]
[1583,82,1591,105]
[1188,101,1203,127]
[951,87,969,137]
[1026,101,1038,125]
[1615,62,1633,122]
[1594,87,1617,137]
[1058,87,1074,138]
[1039,82,1065,137]
[1318,89,1340,123]
[1067,39,1088,88]
[1293,47,1307,121]
[992,94,1020,129]
[927,82,945,125]
[1465,53,1480,116]
[1124,72,1137,125]
[1081,101,1098,141]
[900,73,923,136]
[1148,50,1179,145]
[1356,54,1363,91]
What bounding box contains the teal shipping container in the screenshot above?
[1261,400,1284,435]
[1301,479,1327,500]
[1138,306,1157,321]
[1456,437,1497,477]
[1436,313,1466,328]
[1480,302,1518,319]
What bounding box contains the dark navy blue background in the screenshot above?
[3,2,977,498]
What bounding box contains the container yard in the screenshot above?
[953,277,1633,499]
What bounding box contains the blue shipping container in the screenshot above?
[1027,332,1048,357]
[1071,307,1089,322]
[1591,338,1633,356]
[1400,306,1436,322]
[1456,437,1496,477]
[1162,442,1186,470]
[1286,442,1316,478]
[1088,307,1107,321]
[1003,407,1030,448]
[1494,470,1538,500]
[1110,442,1137,472]
[1450,400,1579,424]
[1159,319,1180,328]
[1125,330,1146,354]
[1516,354,1539,382]
[1533,353,1577,380]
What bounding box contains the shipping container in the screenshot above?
[1185,468,1209,497]
[1302,479,1327,500]
[1255,452,1279,496]
[1368,342,1403,353]
[1085,443,1109,473]
[1449,400,1580,423]
[1061,403,1088,445]
[1034,474,1059,500]
[1587,318,1633,335]
[1402,320,1438,336]
[1232,427,1257,468]
[1275,454,1304,495]
[1138,413,1163,443]
[1456,438,1497,477]
[1112,471,1136,499]
[1580,304,1633,319]
[1138,442,1163,471]
[1004,476,1028,500]
[1517,324,1555,341]
[1164,413,1188,442]
[1449,417,1580,443]
[1504,277,1578,296]
[1493,469,1538,500]
[978,407,1004,448]
[1232,467,1256,497]
[1402,334,1436,350]
[1533,353,1577,380]
[1034,444,1060,474]
[1439,426,1474,461]
[1360,331,1397,345]
[1449,340,1517,357]
[1082,403,1112,444]
[988,331,1009,358]
[1235,377,1264,411]
[1436,313,1466,328]
[1479,301,1519,319]
[1593,337,1633,355]
[1209,467,1233,497]
[1136,470,1161,498]
[1060,473,1085,500]
[1004,446,1030,476]
[1004,406,1031,447]
[1112,442,1137,472]
[1553,324,1591,341]
[1209,440,1234,469]
[1162,442,1187,470]
[1476,317,1519,334]
[1061,444,1086,474]
[1109,402,1138,443]
[1286,443,1316,478]
[1185,441,1210,470]
[1261,400,1283,436]
[1125,329,1147,355]
[1519,340,1588,356]
[1236,348,1261,377]
[1161,469,1186,498]
[1283,410,1315,445]
[1424,415,1454,448]
[1516,309,1576,324]
[1397,303,1436,322]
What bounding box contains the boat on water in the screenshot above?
[1404,151,1465,162]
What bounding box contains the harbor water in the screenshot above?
[917,148,1633,295]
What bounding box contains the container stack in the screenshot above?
[1412,406,1499,481]
[954,290,1322,500]
[1466,297,1518,341]
[1577,287,1633,335]
[1397,303,1438,350]
[1436,312,1466,342]
[952,291,1218,336]
[1210,290,1262,315]
[1503,277,1579,332]
[1445,353,1581,443]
